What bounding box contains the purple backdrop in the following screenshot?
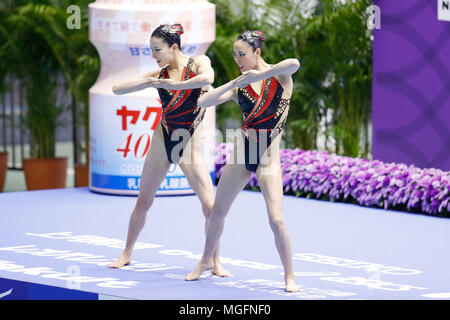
[372,0,450,171]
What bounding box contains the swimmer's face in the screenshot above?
[233,40,261,73]
[150,37,178,67]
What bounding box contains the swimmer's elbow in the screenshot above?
[203,72,215,86]
[288,58,300,73]
[197,97,207,108]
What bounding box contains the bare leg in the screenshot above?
[256,151,299,292]
[178,126,231,277]
[179,159,231,277]
[185,141,252,280]
[109,126,171,268]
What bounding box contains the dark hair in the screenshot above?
[236,30,265,52]
[151,24,184,49]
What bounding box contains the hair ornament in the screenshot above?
[251,30,265,41]
[160,24,184,36]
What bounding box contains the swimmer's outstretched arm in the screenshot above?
[197,80,238,108]
[112,55,214,94]
[198,58,300,108]
[112,70,161,95]
[234,58,300,88]
[152,55,214,91]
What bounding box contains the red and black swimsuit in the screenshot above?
[157,58,206,164]
[237,77,290,172]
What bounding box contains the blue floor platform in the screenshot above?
[0,187,449,300]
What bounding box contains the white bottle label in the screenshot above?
[88,0,216,195]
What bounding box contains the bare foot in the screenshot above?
[109,252,131,268]
[211,263,232,277]
[185,259,213,281]
[285,278,300,292]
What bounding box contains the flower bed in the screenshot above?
[215,143,450,217]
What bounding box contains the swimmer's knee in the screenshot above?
[135,196,154,213]
[202,201,214,218]
[269,217,285,233]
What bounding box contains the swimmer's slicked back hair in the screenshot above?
[151,24,184,49]
[236,30,265,52]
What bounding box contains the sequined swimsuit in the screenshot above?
[157,58,206,163]
[237,77,290,172]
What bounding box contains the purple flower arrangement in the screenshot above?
[214,143,450,217]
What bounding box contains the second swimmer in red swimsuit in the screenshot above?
[109,24,231,278]
[186,30,300,292]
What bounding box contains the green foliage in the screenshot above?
[1,2,64,158]
[0,0,99,159]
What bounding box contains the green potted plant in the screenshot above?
[15,2,100,187]
[22,75,67,190]
[7,3,68,190]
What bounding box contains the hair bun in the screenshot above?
[159,24,184,36]
[171,24,184,35]
[252,30,265,41]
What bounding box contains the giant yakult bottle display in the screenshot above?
[89,0,216,195]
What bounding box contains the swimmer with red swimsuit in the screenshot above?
[109,24,230,278]
[186,30,300,292]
